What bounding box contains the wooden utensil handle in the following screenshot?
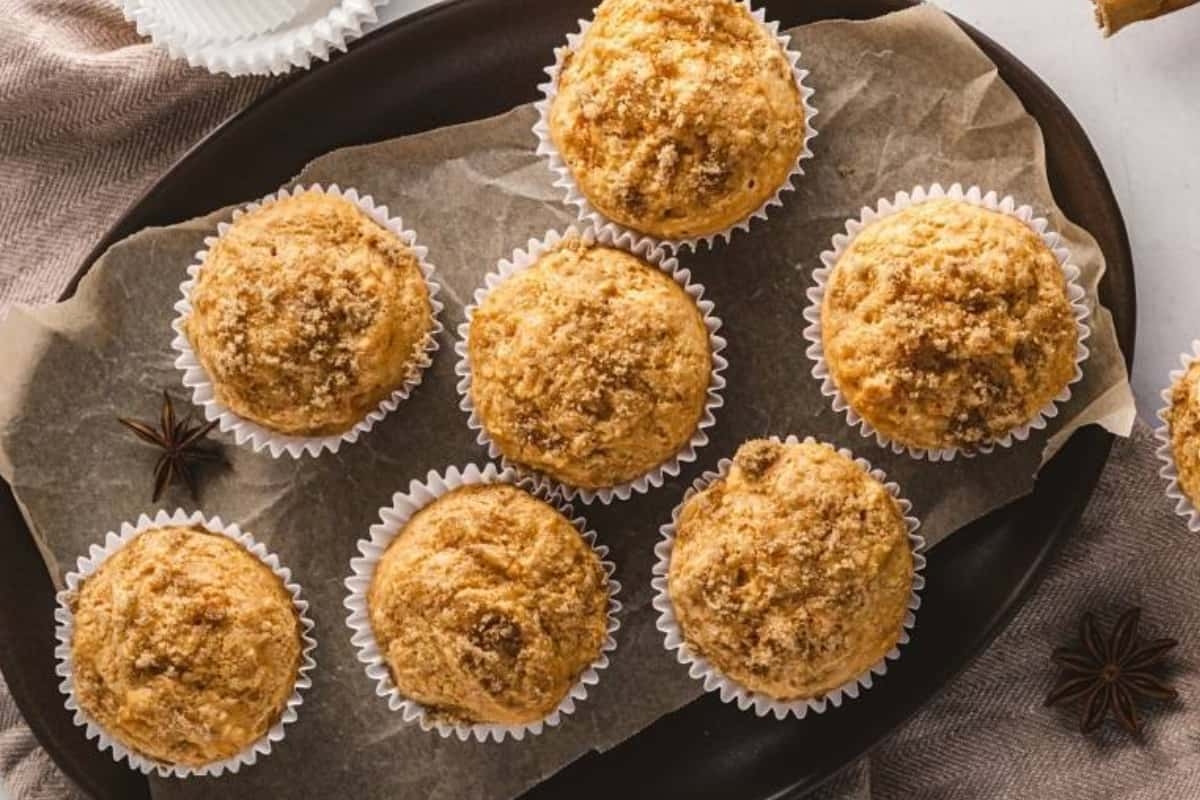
[1094,0,1200,35]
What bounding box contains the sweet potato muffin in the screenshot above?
[668,439,913,700]
[548,0,806,240]
[185,191,434,437]
[1167,360,1200,507]
[467,237,711,490]
[69,526,302,767]
[368,484,609,725]
[821,198,1079,452]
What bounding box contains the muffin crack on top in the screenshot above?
[68,526,303,767]
[467,237,712,490]
[367,484,610,726]
[820,197,1080,452]
[185,191,435,437]
[548,0,807,239]
[667,439,914,701]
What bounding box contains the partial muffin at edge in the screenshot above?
[1168,359,1200,508]
[549,0,806,240]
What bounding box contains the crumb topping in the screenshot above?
[821,198,1079,451]
[185,192,434,436]
[467,239,711,489]
[549,0,806,239]
[69,526,302,767]
[668,439,913,700]
[1169,360,1200,508]
[367,485,609,725]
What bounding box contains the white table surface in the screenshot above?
[375,0,1200,424]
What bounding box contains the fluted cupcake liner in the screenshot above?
[651,435,925,719]
[532,0,818,252]
[121,0,309,45]
[453,224,728,504]
[343,462,622,743]
[53,508,317,778]
[802,182,1093,462]
[1155,339,1200,532]
[170,183,445,459]
[122,0,388,77]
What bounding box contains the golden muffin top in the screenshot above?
[821,198,1079,452]
[1168,360,1200,509]
[185,192,434,437]
[549,0,806,240]
[668,439,913,700]
[368,484,609,725]
[467,238,711,489]
[69,526,302,767]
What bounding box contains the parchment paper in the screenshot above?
[0,6,1136,800]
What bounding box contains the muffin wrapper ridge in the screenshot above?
[53,508,318,778]
[651,435,926,719]
[532,0,819,252]
[170,183,446,459]
[802,182,1093,462]
[1154,339,1200,532]
[343,463,623,743]
[453,224,728,504]
[120,0,309,45]
[121,0,389,77]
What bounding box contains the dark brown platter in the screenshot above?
[0,0,1135,798]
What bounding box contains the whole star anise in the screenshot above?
[118,391,221,501]
[1045,608,1178,734]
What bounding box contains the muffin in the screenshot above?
[548,0,806,240]
[367,484,609,725]
[667,439,913,700]
[467,237,711,490]
[68,526,303,767]
[185,190,434,437]
[1166,359,1200,508]
[821,197,1080,452]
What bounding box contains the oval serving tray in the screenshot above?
[0,1,1134,798]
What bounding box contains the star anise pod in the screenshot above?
[1045,608,1178,734]
[118,391,222,501]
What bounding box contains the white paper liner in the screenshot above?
[123,0,309,44]
[121,0,388,77]
[802,183,1093,462]
[453,224,728,504]
[1154,340,1200,531]
[170,183,445,459]
[53,508,318,777]
[343,463,622,742]
[651,435,926,719]
[532,0,818,252]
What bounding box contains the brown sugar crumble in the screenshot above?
[549,0,806,239]
[367,484,609,725]
[668,439,914,701]
[69,526,302,767]
[185,192,434,437]
[821,198,1079,452]
[1168,360,1200,508]
[467,237,712,490]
